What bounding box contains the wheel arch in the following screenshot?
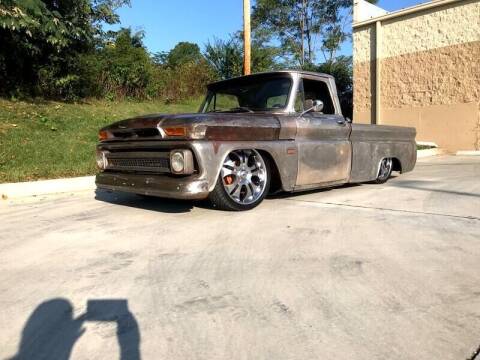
[256,149,283,194]
[205,143,294,194]
[392,157,402,172]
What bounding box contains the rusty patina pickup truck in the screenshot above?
[96,71,416,211]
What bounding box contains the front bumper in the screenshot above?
[96,172,210,200]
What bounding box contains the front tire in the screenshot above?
[208,149,270,211]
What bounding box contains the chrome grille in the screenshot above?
[106,152,170,173]
[108,157,170,168]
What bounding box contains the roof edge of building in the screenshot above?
[353,0,465,28]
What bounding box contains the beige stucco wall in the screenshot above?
[381,0,480,59]
[353,0,480,150]
[353,26,375,124]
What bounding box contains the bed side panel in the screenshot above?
[349,124,417,183]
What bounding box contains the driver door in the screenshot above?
[295,76,352,188]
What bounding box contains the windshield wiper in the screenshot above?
[207,107,254,113]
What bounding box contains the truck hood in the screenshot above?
[101,112,287,141]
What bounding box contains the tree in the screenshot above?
[204,34,281,80]
[166,42,202,68]
[0,0,129,97]
[320,0,378,63]
[252,0,378,67]
[252,0,352,65]
[95,28,153,99]
[204,37,243,80]
[251,39,282,73]
[314,56,353,118]
[236,29,283,73]
[151,51,169,66]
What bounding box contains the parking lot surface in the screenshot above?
[1,155,479,360]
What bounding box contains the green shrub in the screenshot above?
[148,60,216,102]
[38,69,84,101]
[94,29,153,99]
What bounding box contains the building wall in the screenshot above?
[353,0,480,151]
[353,26,375,123]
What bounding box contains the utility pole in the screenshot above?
[243,0,251,75]
[301,0,305,67]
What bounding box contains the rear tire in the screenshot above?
[373,158,393,184]
[208,149,271,211]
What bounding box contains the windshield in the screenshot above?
[201,76,292,113]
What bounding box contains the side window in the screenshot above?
[302,78,335,115]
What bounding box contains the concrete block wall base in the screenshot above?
[0,176,95,200]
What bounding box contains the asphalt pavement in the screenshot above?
[1,155,479,360]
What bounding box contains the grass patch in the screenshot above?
[417,144,437,150]
[0,98,201,183]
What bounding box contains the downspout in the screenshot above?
[375,20,382,125]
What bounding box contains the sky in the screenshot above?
[108,0,430,59]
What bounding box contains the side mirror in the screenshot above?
[302,99,324,116]
[313,100,324,112]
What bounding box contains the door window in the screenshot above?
[301,78,336,115]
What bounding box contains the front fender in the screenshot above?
[191,141,297,193]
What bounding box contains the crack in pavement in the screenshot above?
[284,199,480,221]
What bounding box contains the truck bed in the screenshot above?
[349,124,417,183]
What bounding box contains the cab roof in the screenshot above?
[208,70,334,88]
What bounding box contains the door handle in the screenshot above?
[336,119,346,126]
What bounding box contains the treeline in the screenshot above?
[0,0,215,101]
[0,0,375,116]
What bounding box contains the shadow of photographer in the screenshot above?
[9,298,140,360]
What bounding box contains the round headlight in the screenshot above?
[171,152,185,173]
[96,150,107,170]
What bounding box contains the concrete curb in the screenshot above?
[456,150,480,156]
[417,148,446,158]
[0,176,95,200]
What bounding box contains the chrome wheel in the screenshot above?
[221,149,268,205]
[378,158,393,181]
